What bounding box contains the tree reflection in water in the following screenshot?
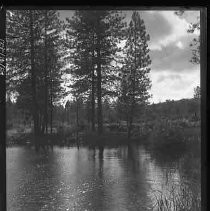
[7,143,201,211]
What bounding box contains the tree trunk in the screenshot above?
[91,34,96,132]
[96,38,103,135]
[41,115,45,134]
[127,115,133,139]
[44,10,48,134]
[91,55,95,132]
[50,92,53,134]
[50,69,53,134]
[38,112,42,135]
[46,120,48,134]
[76,99,79,141]
[127,23,137,139]
[29,11,39,149]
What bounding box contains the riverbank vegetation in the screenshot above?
[7,96,200,147]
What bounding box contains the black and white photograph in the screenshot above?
[3,7,206,210]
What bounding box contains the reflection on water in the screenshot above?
[7,144,200,211]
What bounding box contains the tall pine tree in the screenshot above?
[119,11,151,138]
[6,10,65,145]
[65,10,126,134]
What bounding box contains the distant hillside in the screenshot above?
[141,98,200,122]
[6,97,200,129]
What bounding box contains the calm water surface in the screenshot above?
[7,144,199,211]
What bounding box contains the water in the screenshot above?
[7,144,200,211]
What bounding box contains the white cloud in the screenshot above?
[148,11,190,50]
[176,41,184,49]
[150,35,199,73]
[149,69,200,103]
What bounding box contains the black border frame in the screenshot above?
[200,7,208,211]
[0,5,6,211]
[0,5,207,211]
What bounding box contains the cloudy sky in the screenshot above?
[59,10,200,104]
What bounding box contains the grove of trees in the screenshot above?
[6,10,65,149]
[6,10,153,141]
[6,9,201,145]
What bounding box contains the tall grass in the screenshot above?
[152,182,201,211]
[149,123,201,210]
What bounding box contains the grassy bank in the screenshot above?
[148,127,201,211]
[6,125,200,149]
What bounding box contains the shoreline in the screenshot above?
[6,126,200,149]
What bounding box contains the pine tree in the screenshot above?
[119,11,151,138]
[6,10,44,143]
[65,11,97,131]
[93,10,126,134]
[39,10,65,134]
[65,10,126,134]
[6,10,65,142]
